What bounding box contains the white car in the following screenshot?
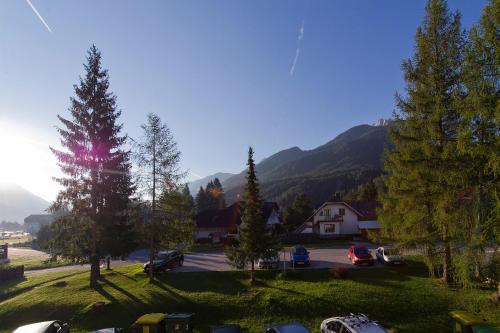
[257,254,280,269]
[321,314,388,333]
[13,321,69,333]
[375,247,404,265]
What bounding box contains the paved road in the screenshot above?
[8,247,49,259]
[18,245,385,275]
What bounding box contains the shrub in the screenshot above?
[329,267,349,279]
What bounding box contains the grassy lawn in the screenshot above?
[2,257,76,270]
[0,261,498,333]
[0,236,32,245]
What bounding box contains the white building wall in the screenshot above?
[313,203,361,235]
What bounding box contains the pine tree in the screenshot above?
[132,113,184,282]
[378,0,464,283]
[195,186,209,213]
[456,0,500,283]
[283,193,313,231]
[228,147,278,282]
[182,184,195,212]
[51,45,134,287]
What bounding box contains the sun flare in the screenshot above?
[0,121,59,200]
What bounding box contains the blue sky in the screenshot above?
[0,0,487,201]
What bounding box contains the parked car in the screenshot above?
[321,314,388,333]
[290,245,310,266]
[375,247,404,265]
[265,323,311,333]
[257,253,280,269]
[143,250,184,272]
[347,246,374,265]
[13,321,70,333]
[211,324,246,333]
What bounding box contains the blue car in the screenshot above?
[290,245,310,266]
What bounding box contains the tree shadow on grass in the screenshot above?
[0,271,87,302]
[99,277,145,305]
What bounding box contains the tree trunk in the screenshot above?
[443,239,452,284]
[250,260,255,283]
[149,135,156,284]
[90,218,100,288]
[90,255,100,288]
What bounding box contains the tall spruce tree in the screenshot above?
[227,147,277,282]
[182,184,195,212]
[378,0,464,283]
[51,45,134,287]
[456,0,500,283]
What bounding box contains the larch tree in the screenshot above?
[378,0,465,283]
[51,45,134,287]
[456,0,500,283]
[132,113,183,282]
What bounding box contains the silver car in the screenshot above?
[375,247,404,265]
[321,314,388,333]
[13,321,69,333]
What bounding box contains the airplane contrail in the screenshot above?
[25,0,53,33]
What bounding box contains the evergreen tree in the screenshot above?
[283,193,313,231]
[227,147,278,282]
[195,186,209,213]
[132,113,184,282]
[378,0,464,283]
[51,45,134,287]
[182,184,195,212]
[212,178,226,209]
[456,0,500,283]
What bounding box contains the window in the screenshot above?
[324,223,336,233]
[339,208,345,216]
[324,208,331,216]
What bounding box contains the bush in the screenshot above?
[329,267,349,279]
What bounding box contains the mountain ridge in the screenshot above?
[0,182,51,223]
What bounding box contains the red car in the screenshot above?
[347,245,374,265]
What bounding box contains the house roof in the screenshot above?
[195,201,279,229]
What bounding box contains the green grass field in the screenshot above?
[0,261,498,333]
[2,257,75,270]
[0,235,31,245]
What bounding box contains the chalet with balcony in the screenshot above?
[297,200,380,238]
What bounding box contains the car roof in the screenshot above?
[13,321,60,333]
[158,250,176,255]
[331,315,387,333]
[270,323,311,333]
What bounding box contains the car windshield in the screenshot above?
[354,248,369,255]
[294,247,307,255]
[157,252,173,260]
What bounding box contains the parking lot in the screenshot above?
[15,244,387,275]
[175,246,384,272]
